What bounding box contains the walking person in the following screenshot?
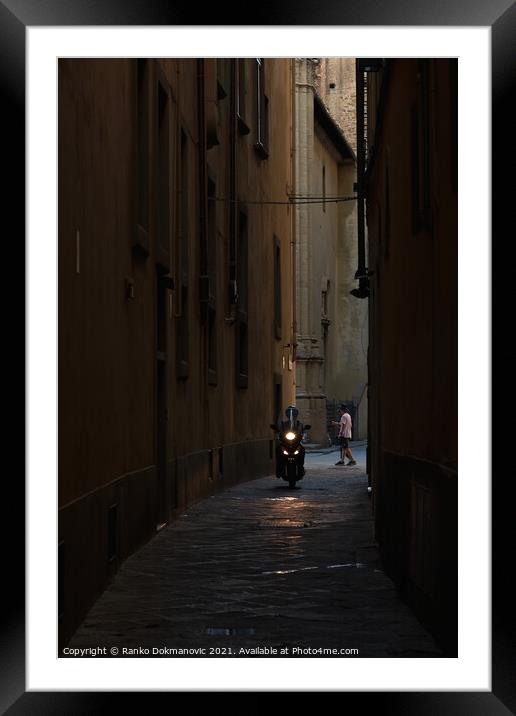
[332,404,357,466]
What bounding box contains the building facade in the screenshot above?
[314,57,357,155]
[361,59,458,654]
[58,58,296,645]
[294,58,368,445]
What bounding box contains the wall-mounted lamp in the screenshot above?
[354,268,374,280]
[350,277,370,299]
[360,58,384,73]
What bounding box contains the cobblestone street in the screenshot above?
[68,447,442,658]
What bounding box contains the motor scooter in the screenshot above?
[270,408,311,489]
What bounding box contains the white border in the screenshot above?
[27,27,490,691]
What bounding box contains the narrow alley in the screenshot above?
[58,57,458,662]
[67,447,441,658]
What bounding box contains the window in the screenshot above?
[228,62,238,314]
[255,59,269,158]
[411,107,419,234]
[236,59,250,135]
[208,307,217,384]
[177,286,189,380]
[411,60,432,234]
[207,174,217,384]
[274,237,282,340]
[180,131,188,277]
[273,374,282,426]
[217,58,228,100]
[237,321,248,388]
[198,58,210,327]
[418,60,431,229]
[157,77,171,272]
[206,60,220,150]
[449,59,458,193]
[384,163,391,259]
[207,175,217,301]
[237,208,248,388]
[58,541,65,621]
[134,59,150,255]
[321,288,329,320]
[176,128,189,379]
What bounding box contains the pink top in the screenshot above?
[339,412,352,438]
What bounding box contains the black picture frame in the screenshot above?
[4,0,513,710]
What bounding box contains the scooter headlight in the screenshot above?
[285,432,296,441]
[294,449,299,455]
[282,450,289,455]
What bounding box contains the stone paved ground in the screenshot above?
[68,448,442,658]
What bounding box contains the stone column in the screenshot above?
[294,59,326,444]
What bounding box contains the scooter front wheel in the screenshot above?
[288,479,296,489]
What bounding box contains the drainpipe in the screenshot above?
[197,58,209,322]
[350,59,369,300]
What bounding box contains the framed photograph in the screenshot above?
[4,0,512,710]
